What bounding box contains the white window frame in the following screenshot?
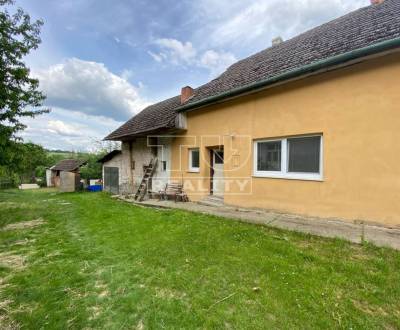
[253,135,323,181]
[188,148,200,173]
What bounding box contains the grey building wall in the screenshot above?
[104,137,172,196]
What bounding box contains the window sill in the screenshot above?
[187,169,200,173]
[253,173,323,182]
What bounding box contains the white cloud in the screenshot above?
[47,120,83,137]
[19,107,124,152]
[155,38,197,64]
[149,38,237,77]
[148,51,165,63]
[199,50,237,76]
[196,0,370,49]
[34,58,151,121]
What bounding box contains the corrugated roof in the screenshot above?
[52,159,87,172]
[106,0,400,140]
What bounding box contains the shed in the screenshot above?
[48,159,87,192]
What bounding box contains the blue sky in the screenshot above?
[17,0,369,151]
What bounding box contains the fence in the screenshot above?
[0,178,16,189]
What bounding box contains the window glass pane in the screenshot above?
[288,136,320,173]
[214,151,224,164]
[257,141,281,171]
[191,149,200,168]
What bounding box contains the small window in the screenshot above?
[254,135,322,181]
[214,151,224,165]
[161,160,167,171]
[189,149,200,172]
[257,141,281,171]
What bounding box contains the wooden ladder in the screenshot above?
[134,158,158,202]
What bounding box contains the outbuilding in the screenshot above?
[47,159,87,192]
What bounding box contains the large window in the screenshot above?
[189,148,200,172]
[254,135,323,181]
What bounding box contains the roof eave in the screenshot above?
[104,124,185,141]
[177,37,400,113]
[97,150,122,163]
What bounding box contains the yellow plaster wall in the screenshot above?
[170,53,400,225]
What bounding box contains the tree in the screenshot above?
[12,142,48,182]
[79,153,104,180]
[0,0,48,166]
[89,138,121,154]
[0,141,49,186]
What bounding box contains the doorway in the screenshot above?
[104,166,119,195]
[210,148,224,196]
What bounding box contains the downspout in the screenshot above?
[177,37,400,112]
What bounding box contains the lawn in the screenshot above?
[0,189,400,329]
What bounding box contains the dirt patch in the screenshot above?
[0,279,11,293]
[56,200,71,205]
[2,219,45,231]
[0,202,16,206]
[88,306,101,321]
[46,251,62,259]
[95,281,109,299]
[352,299,389,316]
[155,287,186,300]
[0,279,17,329]
[0,314,19,330]
[12,239,36,247]
[136,319,144,330]
[98,290,109,298]
[0,202,29,210]
[0,253,25,270]
[0,299,12,311]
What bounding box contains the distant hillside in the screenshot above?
[46,150,89,159]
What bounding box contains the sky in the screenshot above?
[15,0,370,151]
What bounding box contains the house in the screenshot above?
[46,159,87,192]
[105,0,400,226]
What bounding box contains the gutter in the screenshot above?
[177,37,400,113]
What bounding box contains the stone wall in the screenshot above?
[116,137,172,196]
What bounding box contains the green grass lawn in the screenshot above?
[1,189,400,329]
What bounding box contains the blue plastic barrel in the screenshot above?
[87,185,102,192]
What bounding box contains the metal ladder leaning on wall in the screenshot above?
[134,158,158,202]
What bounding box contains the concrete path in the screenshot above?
[117,197,400,250]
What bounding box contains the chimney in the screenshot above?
[180,86,194,104]
[371,0,384,4]
[272,36,283,46]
